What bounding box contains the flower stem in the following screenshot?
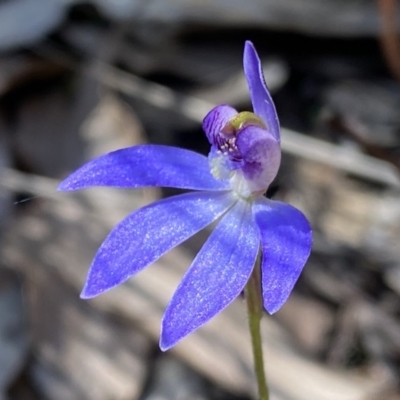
[245,256,270,400]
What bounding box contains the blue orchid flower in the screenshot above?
[58,41,312,351]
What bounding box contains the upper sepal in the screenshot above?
[243,41,280,142]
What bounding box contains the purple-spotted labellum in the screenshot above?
[58,41,312,351]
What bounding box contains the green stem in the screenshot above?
[244,256,270,400]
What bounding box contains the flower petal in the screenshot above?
[81,191,236,298]
[160,199,259,350]
[236,125,281,193]
[202,104,238,146]
[243,41,280,142]
[252,198,312,314]
[58,145,229,192]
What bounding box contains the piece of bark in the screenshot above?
[0,269,28,399]
[28,272,152,400]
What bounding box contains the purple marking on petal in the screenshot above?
[243,41,280,142]
[160,200,259,350]
[81,191,236,298]
[202,104,238,146]
[235,125,281,193]
[252,198,312,314]
[58,145,229,192]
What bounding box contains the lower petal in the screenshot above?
[160,199,259,350]
[252,198,312,314]
[81,191,236,298]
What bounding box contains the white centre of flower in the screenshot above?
[229,169,254,199]
[210,154,260,200]
[209,153,231,181]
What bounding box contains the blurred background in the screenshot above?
[1,0,400,399]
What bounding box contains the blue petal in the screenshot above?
[58,145,229,191]
[243,41,280,142]
[252,198,312,314]
[160,199,259,350]
[81,191,236,298]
